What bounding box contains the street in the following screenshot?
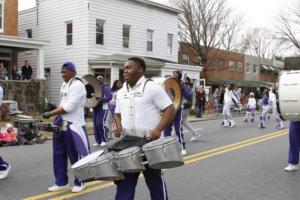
[1,116,299,200]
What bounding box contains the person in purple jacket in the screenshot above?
[92,75,113,147]
[164,70,191,155]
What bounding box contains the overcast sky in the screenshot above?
[19,0,297,29]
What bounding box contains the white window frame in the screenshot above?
[167,34,173,55]
[65,21,73,46]
[228,61,236,71]
[123,25,130,48]
[236,62,243,72]
[253,64,257,73]
[182,54,189,65]
[96,19,105,45]
[246,63,251,73]
[0,0,4,33]
[147,29,153,52]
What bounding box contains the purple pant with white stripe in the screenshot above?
[93,107,109,144]
[115,167,168,200]
[288,121,300,164]
[53,123,90,186]
[0,156,9,171]
[164,107,185,150]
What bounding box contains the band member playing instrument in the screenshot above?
[92,75,112,147]
[284,121,300,171]
[164,70,191,155]
[0,156,10,180]
[43,61,90,193]
[244,92,256,122]
[222,84,238,128]
[259,83,284,129]
[113,57,176,200]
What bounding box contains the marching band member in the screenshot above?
[183,76,201,142]
[261,88,271,120]
[43,61,90,193]
[106,80,122,137]
[0,156,10,180]
[113,57,176,200]
[259,84,284,129]
[244,92,256,122]
[92,75,112,147]
[164,70,190,155]
[0,86,11,180]
[284,121,300,171]
[222,84,238,128]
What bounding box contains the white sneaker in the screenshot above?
[284,164,299,171]
[48,184,70,192]
[92,143,100,147]
[190,134,201,142]
[181,149,187,156]
[72,184,86,193]
[100,142,107,147]
[0,164,11,180]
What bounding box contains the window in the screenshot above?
[253,64,257,73]
[123,25,130,48]
[0,1,3,32]
[182,54,189,64]
[246,63,251,73]
[237,62,243,72]
[228,61,236,71]
[96,19,104,45]
[26,29,32,38]
[167,34,173,54]
[147,29,153,52]
[66,22,73,46]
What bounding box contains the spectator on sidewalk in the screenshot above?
[0,62,8,80]
[0,124,19,147]
[21,60,33,80]
[213,88,220,113]
[195,85,206,118]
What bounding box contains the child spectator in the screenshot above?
[0,124,19,147]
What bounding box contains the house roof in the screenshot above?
[89,54,176,66]
[131,0,180,13]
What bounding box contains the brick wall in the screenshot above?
[0,0,18,36]
[178,42,244,81]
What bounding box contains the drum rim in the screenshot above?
[71,150,104,169]
[142,137,177,151]
[115,146,142,158]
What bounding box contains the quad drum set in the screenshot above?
[72,136,184,182]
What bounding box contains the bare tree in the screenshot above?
[221,15,243,51]
[172,0,240,69]
[276,2,300,52]
[239,28,282,59]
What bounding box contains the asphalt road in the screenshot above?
[1,116,299,200]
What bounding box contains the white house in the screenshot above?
[18,0,202,103]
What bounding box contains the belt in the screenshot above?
[123,128,150,138]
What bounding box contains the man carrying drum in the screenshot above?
[43,61,90,193]
[113,57,176,200]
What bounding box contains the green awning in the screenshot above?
[268,66,276,72]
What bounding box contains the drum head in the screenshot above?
[116,146,141,157]
[93,152,115,165]
[143,137,177,149]
[72,150,104,169]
